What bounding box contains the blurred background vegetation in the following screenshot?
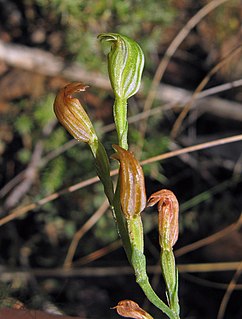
[0,0,241,318]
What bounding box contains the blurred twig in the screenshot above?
[1,84,241,206]
[141,134,242,166]
[171,45,242,138]
[0,120,56,212]
[0,134,241,226]
[181,273,242,290]
[177,262,242,273]
[72,239,121,266]
[197,79,242,98]
[175,214,242,257]
[138,0,230,151]
[0,39,241,122]
[73,206,241,266]
[41,81,242,165]
[0,171,25,199]
[0,40,110,90]
[0,308,83,319]
[1,262,242,279]
[217,262,242,319]
[63,199,109,269]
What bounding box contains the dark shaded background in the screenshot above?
[0,1,241,318]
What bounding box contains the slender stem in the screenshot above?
[131,247,178,319]
[113,97,128,150]
[112,179,132,263]
[127,217,144,253]
[139,278,179,319]
[161,249,180,317]
[89,139,114,204]
[112,182,176,319]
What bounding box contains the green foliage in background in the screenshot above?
[0,1,241,316]
[36,0,177,70]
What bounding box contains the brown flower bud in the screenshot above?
[111,145,146,219]
[53,82,97,143]
[114,300,153,319]
[147,189,179,249]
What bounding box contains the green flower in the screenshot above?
[98,33,144,100]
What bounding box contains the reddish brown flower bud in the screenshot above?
[114,300,153,319]
[147,189,179,249]
[53,82,97,143]
[111,145,146,219]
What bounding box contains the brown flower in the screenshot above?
[53,82,97,143]
[111,145,146,219]
[114,300,153,319]
[147,189,179,249]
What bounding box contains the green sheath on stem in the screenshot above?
[161,249,180,317]
[131,248,178,319]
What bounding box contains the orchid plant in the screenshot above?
[53,33,180,319]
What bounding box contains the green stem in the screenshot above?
[113,179,132,263]
[90,140,132,263]
[139,278,179,319]
[113,97,128,150]
[131,248,178,319]
[89,139,114,204]
[127,217,144,253]
[161,249,180,317]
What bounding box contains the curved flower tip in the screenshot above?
[98,33,144,100]
[147,189,179,249]
[53,82,97,143]
[111,145,146,219]
[113,300,153,319]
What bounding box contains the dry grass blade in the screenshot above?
[39,79,242,165]
[72,213,242,266]
[63,199,109,269]
[0,134,241,226]
[176,262,242,273]
[140,134,242,166]
[197,79,242,98]
[181,273,242,290]
[217,262,242,319]
[2,262,242,279]
[0,171,25,198]
[138,0,229,150]
[145,212,242,310]
[0,175,100,226]
[175,214,242,257]
[72,239,121,266]
[171,45,242,138]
